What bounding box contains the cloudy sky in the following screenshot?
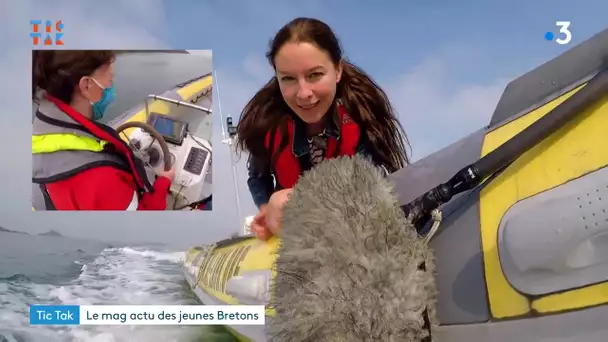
[1,0,607,248]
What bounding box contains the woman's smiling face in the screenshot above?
[274,41,342,125]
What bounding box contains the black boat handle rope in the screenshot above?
[403,68,608,231]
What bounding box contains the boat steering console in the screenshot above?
[115,95,213,210]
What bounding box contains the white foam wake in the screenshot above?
[0,247,218,342]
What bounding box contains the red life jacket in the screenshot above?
[264,105,361,189]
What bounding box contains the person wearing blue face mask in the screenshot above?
[88,76,116,121]
[31,50,175,210]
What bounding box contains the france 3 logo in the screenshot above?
[545,21,572,45]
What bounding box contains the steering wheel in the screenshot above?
[115,121,172,172]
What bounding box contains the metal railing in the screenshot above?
[144,94,212,119]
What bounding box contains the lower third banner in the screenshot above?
[29,305,266,325]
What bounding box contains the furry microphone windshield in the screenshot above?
[268,155,438,342]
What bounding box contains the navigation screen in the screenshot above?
[153,116,181,139]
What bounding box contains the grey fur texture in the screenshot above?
[268,155,438,342]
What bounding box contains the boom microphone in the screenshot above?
[268,155,438,342]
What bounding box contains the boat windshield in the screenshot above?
[168,91,213,144]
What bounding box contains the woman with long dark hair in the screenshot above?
[236,17,410,239]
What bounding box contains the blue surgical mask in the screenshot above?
[89,77,116,121]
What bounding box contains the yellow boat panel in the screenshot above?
[531,281,608,313]
[185,236,280,317]
[479,82,608,318]
[234,236,280,271]
[176,75,213,101]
